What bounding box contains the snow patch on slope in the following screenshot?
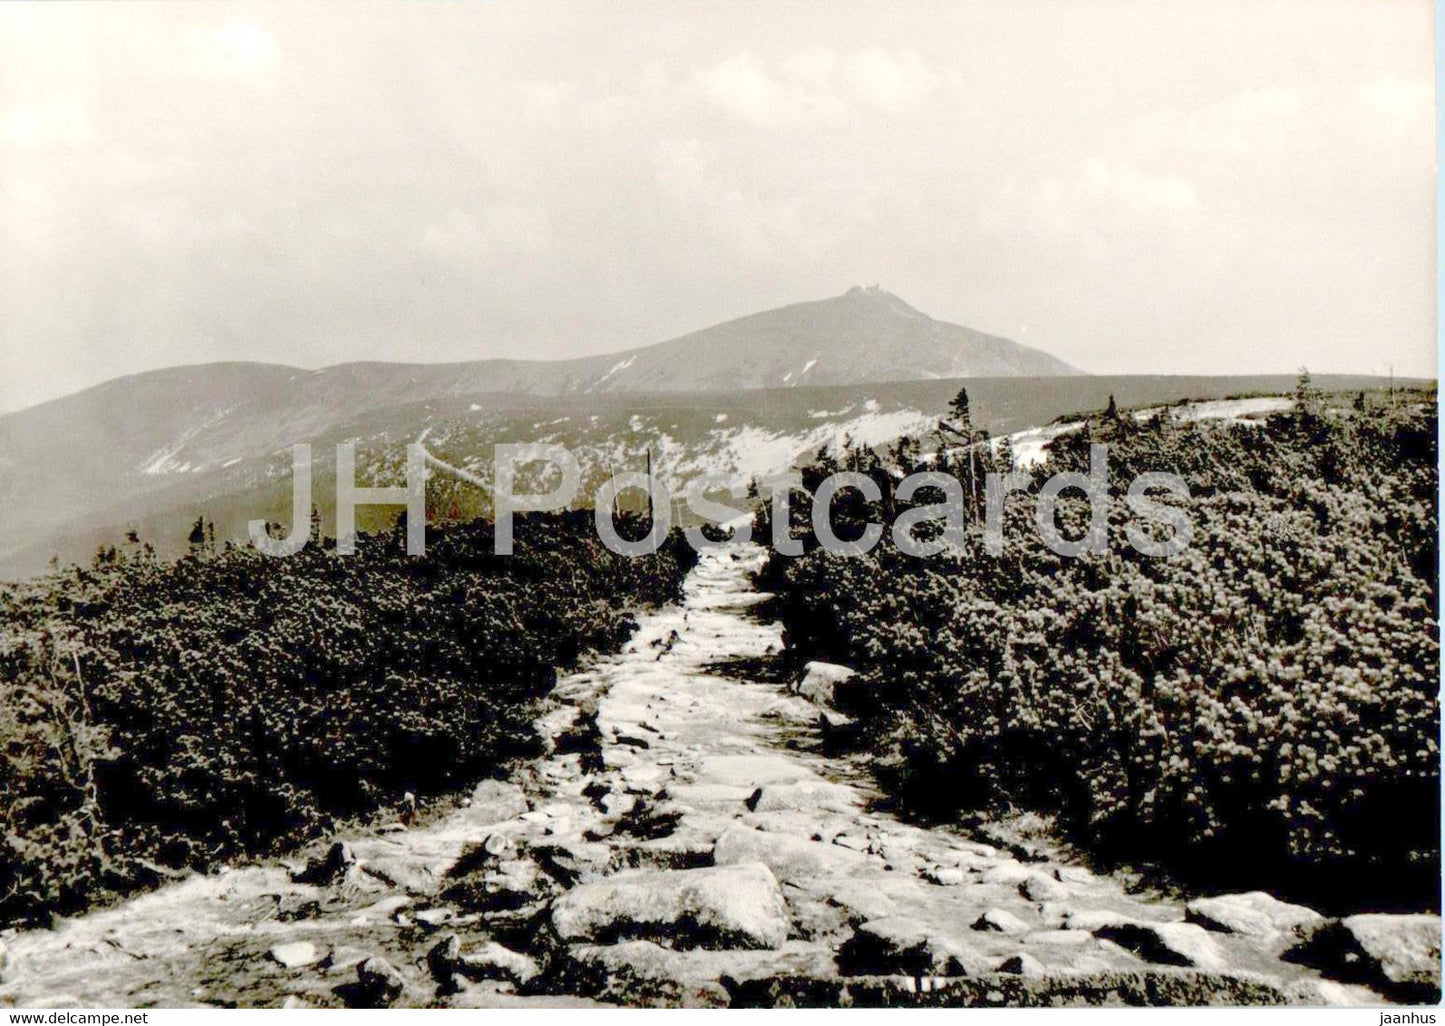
[587,354,638,392]
[1173,397,1293,423]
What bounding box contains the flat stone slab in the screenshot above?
[1186,892,1324,940]
[838,917,985,977]
[713,823,868,884]
[668,783,756,805]
[549,862,789,950]
[269,941,324,969]
[1289,914,1442,1003]
[1096,922,1227,971]
[695,755,820,789]
[793,662,857,706]
[974,908,1031,935]
[747,780,859,814]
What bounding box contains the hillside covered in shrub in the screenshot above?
[759,386,1439,910]
[0,512,694,925]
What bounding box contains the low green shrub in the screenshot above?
[0,511,693,923]
[761,392,1439,908]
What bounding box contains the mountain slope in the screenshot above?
[5,287,1075,428]
[0,373,1421,579]
[0,286,1074,567]
[249,286,1075,398]
[558,286,1080,391]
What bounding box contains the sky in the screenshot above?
[0,0,1436,411]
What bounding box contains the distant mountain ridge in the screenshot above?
[4,286,1078,422]
[0,287,1079,573]
[1,370,1420,580]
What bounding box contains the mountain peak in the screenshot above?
[598,287,1078,391]
[843,283,903,302]
[837,284,928,320]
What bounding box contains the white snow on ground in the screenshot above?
[925,395,1300,472]
[139,408,242,475]
[1004,422,1087,468]
[139,433,202,475]
[696,425,806,480]
[690,407,936,483]
[586,354,638,392]
[836,408,936,450]
[1171,396,1293,423]
[419,395,1301,511]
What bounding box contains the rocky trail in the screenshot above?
[1,543,1436,1008]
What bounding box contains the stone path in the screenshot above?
[0,543,1433,1008]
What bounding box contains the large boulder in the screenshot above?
[427,934,463,989]
[837,917,983,977]
[464,779,530,825]
[291,841,356,885]
[1094,921,1227,971]
[973,908,1031,935]
[1019,873,1068,902]
[712,824,863,884]
[746,780,858,814]
[792,662,856,707]
[997,953,1046,976]
[980,862,1034,887]
[1057,908,1142,932]
[924,865,966,887]
[549,863,789,950]
[456,942,541,986]
[1185,891,1324,941]
[360,855,442,896]
[356,956,405,1007]
[530,840,614,887]
[269,941,324,969]
[1289,914,1441,1003]
[695,755,818,790]
[444,856,548,912]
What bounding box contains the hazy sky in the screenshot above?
[0,1,1435,410]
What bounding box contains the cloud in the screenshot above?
[650,136,831,264]
[1025,159,1198,241]
[693,51,847,125]
[177,20,280,81]
[1,97,95,150]
[1082,160,1197,211]
[780,46,839,85]
[421,205,556,262]
[695,53,783,122]
[1130,86,1313,157]
[843,49,939,112]
[692,48,938,124]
